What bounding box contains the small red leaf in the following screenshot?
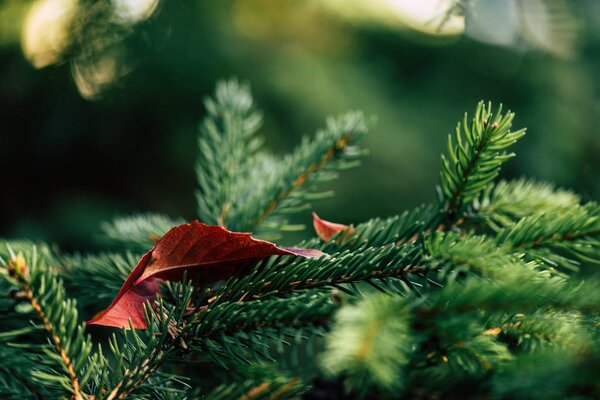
[312,212,354,242]
[88,221,324,329]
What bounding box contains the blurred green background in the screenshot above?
[1,0,598,251]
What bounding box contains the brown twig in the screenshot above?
[252,135,352,227]
[7,254,83,400]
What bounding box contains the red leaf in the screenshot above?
[312,212,354,242]
[87,221,324,329]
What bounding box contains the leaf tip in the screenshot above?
[312,212,351,242]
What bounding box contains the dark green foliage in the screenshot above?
[202,365,306,400]
[496,202,600,271]
[473,179,581,230]
[196,79,369,239]
[322,267,599,397]
[1,80,598,399]
[63,252,140,308]
[100,214,186,252]
[0,244,104,399]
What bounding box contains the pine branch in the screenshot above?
[196,79,264,227]
[4,81,598,399]
[247,112,368,238]
[205,378,303,400]
[0,366,44,400]
[195,79,369,239]
[213,242,424,304]
[0,244,104,400]
[491,348,600,399]
[189,291,336,368]
[487,310,589,353]
[62,252,140,308]
[93,297,191,399]
[319,204,438,252]
[321,294,412,396]
[420,270,600,316]
[202,365,305,400]
[125,236,555,380]
[321,269,600,397]
[495,202,600,271]
[423,232,561,281]
[100,213,185,252]
[471,178,580,231]
[192,291,336,340]
[440,101,525,224]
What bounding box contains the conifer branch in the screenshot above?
[18,282,83,400]
[92,284,197,399]
[321,294,412,395]
[440,101,525,224]
[4,80,599,399]
[0,244,102,400]
[320,204,438,252]
[322,271,600,396]
[100,213,185,251]
[472,179,580,230]
[202,366,305,400]
[93,304,190,399]
[423,232,557,281]
[497,203,600,249]
[195,79,368,239]
[168,290,334,370]
[213,243,424,304]
[495,203,600,270]
[249,112,368,235]
[489,310,589,353]
[63,252,141,308]
[193,292,336,341]
[196,79,263,227]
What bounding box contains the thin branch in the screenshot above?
[252,135,352,227]
[7,255,83,400]
[517,229,600,249]
[106,348,167,400]
[443,121,495,224]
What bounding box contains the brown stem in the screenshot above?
[270,378,301,400]
[252,135,352,227]
[106,347,167,400]
[7,256,83,400]
[241,382,270,400]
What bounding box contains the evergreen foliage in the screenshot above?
[1,79,599,399]
[439,102,526,224]
[100,214,186,252]
[195,79,369,239]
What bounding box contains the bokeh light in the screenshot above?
[21,0,76,68]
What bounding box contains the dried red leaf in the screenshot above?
[312,212,354,242]
[88,221,324,329]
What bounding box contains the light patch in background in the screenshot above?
[112,0,159,24]
[20,0,160,99]
[464,0,580,58]
[464,0,520,46]
[386,0,465,35]
[21,0,77,68]
[72,47,131,101]
[321,0,464,37]
[321,0,579,57]
[518,0,580,58]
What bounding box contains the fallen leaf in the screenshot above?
[312,212,354,242]
[88,220,324,329]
